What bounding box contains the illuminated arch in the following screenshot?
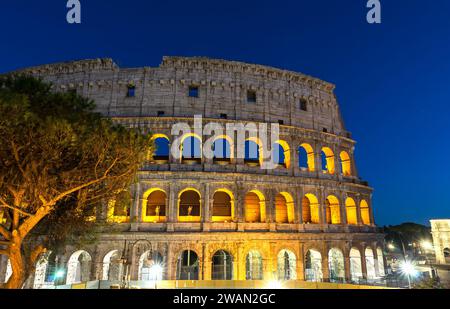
[33,251,57,289]
[142,188,167,223]
[299,143,315,171]
[272,140,290,168]
[277,249,297,280]
[345,197,358,225]
[244,190,266,223]
[177,188,201,222]
[275,192,295,224]
[305,249,323,282]
[328,248,345,282]
[325,195,341,224]
[321,147,335,174]
[246,250,263,280]
[180,133,202,163]
[66,250,92,284]
[212,189,234,222]
[102,250,121,281]
[151,135,170,161]
[212,250,233,280]
[139,250,164,281]
[360,200,371,225]
[365,247,376,280]
[302,193,320,224]
[244,137,264,166]
[340,151,351,176]
[212,135,234,161]
[350,248,363,282]
[176,249,199,280]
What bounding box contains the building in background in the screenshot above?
[430,219,450,284]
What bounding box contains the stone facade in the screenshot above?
[1,57,385,287]
[431,219,450,264]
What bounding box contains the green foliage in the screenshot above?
[0,74,152,267]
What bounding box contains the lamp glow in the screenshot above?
[55,270,65,279]
[388,243,395,250]
[400,261,418,277]
[149,263,163,281]
[266,280,283,289]
[421,241,433,251]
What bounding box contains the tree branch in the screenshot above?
[0,249,8,256]
[0,225,11,240]
[0,196,33,217]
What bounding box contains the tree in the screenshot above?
[0,75,151,288]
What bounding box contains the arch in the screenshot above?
[246,250,263,280]
[244,190,266,223]
[328,248,345,282]
[302,193,320,224]
[33,251,57,288]
[365,247,376,280]
[211,250,233,280]
[275,192,295,224]
[180,133,202,163]
[176,250,199,280]
[152,135,170,161]
[272,140,290,168]
[107,190,131,223]
[305,249,323,282]
[66,250,92,284]
[143,188,167,223]
[345,197,358,225]
[350,247,363,282]
[212,135,233,162]
[298,143,315,171]
[376,247,385,277]
[277,249,297,280]
[340,151,352,176]
[212,189,234,222]
[139,250,164,281]
[178,188,201,222]
[321,147,335,174]
[325,195,341,224]
[244,138,263,166]
[360,200,371,225]
[102,250,122,281]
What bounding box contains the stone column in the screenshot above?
[297,243,305,280]
[314,143,323,176]
[318,187,326,225]
[339,191,348,225]
[368,194,375,226]
[167,184,177,232]
[131,182,141,231]
[265,190,275,224]
[334,145,341,176]
[344,244,352,282]
[355,194,363,225]
[321,243,330,281]
[295,187,304,224]
[203,183,211,223]
[360,244,368,280]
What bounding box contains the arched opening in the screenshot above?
[244,139,261,166]
[444,248,450,263]
[33,251,57,289]
[305,249,323,282]
[302,193,320,224]
[376,247,385,277]
[325,195,341,224]
[277,249,297,280]
[298,143,315,171]
[345,197,358,225]
[321,147,335,174]
[213,137,232,164]
[211,250,233,280]
[152,135,170,162]
[272,140,290,168]
[143,189,167,223]
[139,251,164,281]
[178,189,201,222]
[212,190,233,222]
[244,190,265,223]
[275,192,295,223]
[107,190,131,223]
[176,250,199,280]
[102,250,122,281]
[365,248,376,280]
[350,248,363,282]
[66,250,92,284]
[181,134,202,164]
[246,250,263,280]
[340,151,351,176]
[328,248,345,282]
[360,200,371,225]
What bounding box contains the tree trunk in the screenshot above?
[4,241,26,289]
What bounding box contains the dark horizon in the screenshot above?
[1,1,449,226]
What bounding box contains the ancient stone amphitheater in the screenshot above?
[1,57,385,288]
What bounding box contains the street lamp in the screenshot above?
[399,260,418,289]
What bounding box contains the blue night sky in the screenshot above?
[1,1,449,226]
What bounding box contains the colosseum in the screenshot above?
[1,57,385,289]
